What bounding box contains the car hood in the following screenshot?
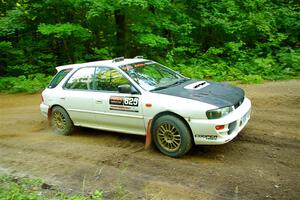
[152,79,245,108]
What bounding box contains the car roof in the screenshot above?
[56,58,148,71]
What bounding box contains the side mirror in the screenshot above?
[118,84,139,94]
[176,71,182,75]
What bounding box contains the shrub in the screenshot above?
[0,73,52,94]
[241,75,263,84]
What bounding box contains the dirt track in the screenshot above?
[0,80,300,199]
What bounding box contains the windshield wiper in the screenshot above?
[150,85,170,91]
[171,78,190,85]
[150,78,190,91]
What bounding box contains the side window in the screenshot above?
[65,67,95,90]
[94,67,129,91]
[48,69,72,89]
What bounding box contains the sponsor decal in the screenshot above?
[121,65,133,70]
[109,97,123,105]
[109,96,139,112]
[195,135,217,140]
[121,62,148,71]
[134,63,145,67]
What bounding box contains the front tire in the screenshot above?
[152,115,193,157]
[51,106,74,135]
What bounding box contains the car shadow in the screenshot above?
[71,126,146,144]
[69,126,242,160]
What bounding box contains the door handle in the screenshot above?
[96,100,103,103]
[60,97,66,100]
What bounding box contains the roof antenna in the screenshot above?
[112,57,124,62]
[134,56,144,59]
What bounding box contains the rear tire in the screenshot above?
[152,115,193,157]
[51,106,74,135]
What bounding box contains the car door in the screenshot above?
[92,66,146,135]
[60,67,100,126]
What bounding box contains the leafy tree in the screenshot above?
[38,23,92,63]
[0,0,299,86]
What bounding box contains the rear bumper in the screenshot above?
[189,97,251,145]
[40,103,49,118]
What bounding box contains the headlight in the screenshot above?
[206,106,233,119]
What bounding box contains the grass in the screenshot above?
[0,174,156,200]
[0,175,103,200]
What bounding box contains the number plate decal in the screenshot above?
[240,113,248,125]
[109,96,139,112]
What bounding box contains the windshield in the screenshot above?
[120,61,188,91]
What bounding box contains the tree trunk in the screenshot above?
[114,9,127,57]
[62,39,74,63]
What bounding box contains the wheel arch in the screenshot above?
[47,104,70,121]
[151,111,195,144]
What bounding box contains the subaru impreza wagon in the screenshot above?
[40,57,251,157]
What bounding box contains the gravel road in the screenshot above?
[0,80,299,199]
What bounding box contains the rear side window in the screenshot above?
[64,67,95,90]
[48,69,72,89]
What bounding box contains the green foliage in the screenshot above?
[38,23,91,41]
[277,48,300,76]
[37,23,92,63]
[0,41,12,49]
[137,34,169,48]
[0,175,103,200]
[0,9,25,36]
[5,64,41,76]
[0,0,299,93]
[0,176,43,200]
[92,47,113,60]
[0,74,52,94]
[241,75,263,84]
[0,41,24,74]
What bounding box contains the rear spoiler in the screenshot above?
[56,65,77,72]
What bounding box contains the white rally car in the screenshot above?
[40,57,251,157]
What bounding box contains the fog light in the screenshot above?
[215,125,225,130]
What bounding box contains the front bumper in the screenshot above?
[189,97,251,145]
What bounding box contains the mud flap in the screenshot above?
[145,119,152,149]
[47,107,52,121]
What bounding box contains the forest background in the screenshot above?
[0,0,299,93]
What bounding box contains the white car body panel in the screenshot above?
[40,58,251,146]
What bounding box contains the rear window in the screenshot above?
[48,69,72,89]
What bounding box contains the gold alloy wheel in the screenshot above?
[157,123,181,152]
[53,112,66,130]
